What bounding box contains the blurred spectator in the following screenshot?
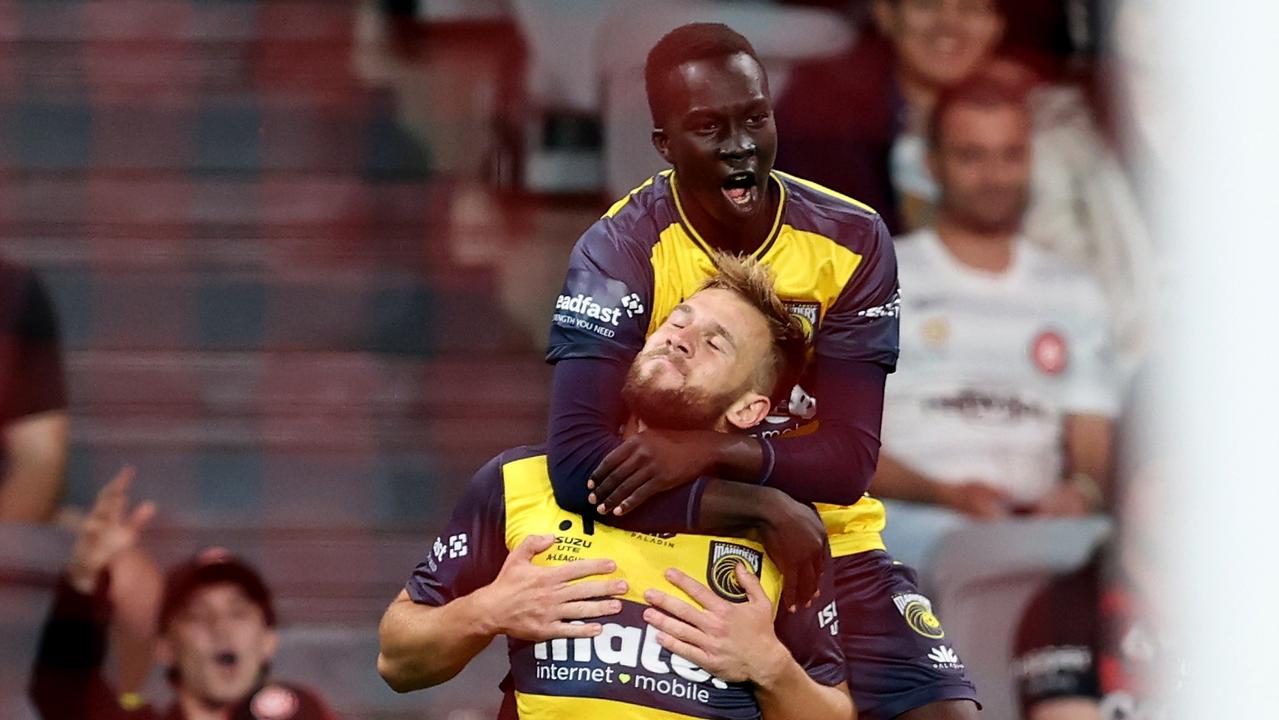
[1012,467,1170,720]
[29,468,335,720]
[873,73,1120,572]
[774,0,1155,365]
[0,259,68,523]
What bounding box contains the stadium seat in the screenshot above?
[922,516,1113,720]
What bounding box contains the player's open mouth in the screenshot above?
[722,172,759,210]
[214,651,239,669]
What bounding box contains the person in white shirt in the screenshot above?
[874,70,1121,573]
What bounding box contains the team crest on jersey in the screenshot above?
[706,541,763,603]
[892,592,946,639]
[782,300,821,343]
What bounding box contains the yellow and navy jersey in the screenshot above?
[405,446,845,720]
[546,170,900,557]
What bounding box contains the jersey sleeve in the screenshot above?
[817,216,901,371]
[772,557,845,686]
[546,218,654,364]
[405,455,509,606]
[1013,558,1102,711]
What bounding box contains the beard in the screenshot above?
[621,350,738,431]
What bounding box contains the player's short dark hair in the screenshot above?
[927,66,1032,150]
[700,252,808,404]
[644,23,762,127]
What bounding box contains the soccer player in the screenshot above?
[29,468,335,720]
[378,255,852,719]
[544,23,978,719]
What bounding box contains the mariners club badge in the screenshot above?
[782,300,821,343]
[707,541,764,603]
[892,592,946,639]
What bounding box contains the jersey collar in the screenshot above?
[669,171,786,262]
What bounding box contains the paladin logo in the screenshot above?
[706,541,763,603]
[927,645,963,669]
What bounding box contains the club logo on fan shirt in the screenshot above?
[1031,329,1069,375]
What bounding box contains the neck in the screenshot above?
[934,216,1016,273]
[675,175,778,255]
[175,692,230,720]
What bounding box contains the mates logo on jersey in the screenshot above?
[532,614,732,704]
[706,541,763,603]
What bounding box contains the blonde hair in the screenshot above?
[699,252,808,400]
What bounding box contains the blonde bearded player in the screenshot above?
[379,255,852,719]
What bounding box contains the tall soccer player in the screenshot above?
[380,256,853,719]
[544,24,978,719]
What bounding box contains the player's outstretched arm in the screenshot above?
[378,535,626,692]
[643,566,854,720]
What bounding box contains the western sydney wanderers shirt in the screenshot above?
[405,446,844,720]
[546,170,901,557]
[883,229,1120,505]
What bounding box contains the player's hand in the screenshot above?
[476,534,627,642]
[1030,484,1093,517]
[937,480,1014,519]
[642,566,790,685]
[756,489,827,613]
[67,467,157,595]
[588,430,719,516]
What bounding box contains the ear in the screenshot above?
[725,391,771,431]
[871,0,899,38]
[261,628,280,660]
[651,128,673,165]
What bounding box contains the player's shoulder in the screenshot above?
[480,445,548,482]
[454,445,548,517]
[571,172,674,270]
[592,171,677,241]
[776,171,889,248]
